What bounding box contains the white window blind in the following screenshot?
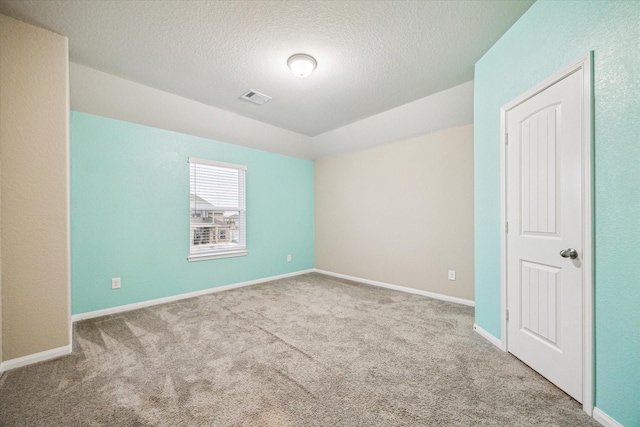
[188,157,246,261]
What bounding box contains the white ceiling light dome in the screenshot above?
[287,54,317,78]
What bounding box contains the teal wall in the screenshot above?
[71,111,314,315]
[474,1,639,424]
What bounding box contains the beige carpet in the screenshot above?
[0,273,598,426]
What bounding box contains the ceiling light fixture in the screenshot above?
[287,54,317,78]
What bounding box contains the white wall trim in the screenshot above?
[593,408,624,427]
[473,323,502,349]
[500,53,594,415]
[314,269,475,307]
[0,345,72,373]
[72,269,314,322]
[65,35,74,357]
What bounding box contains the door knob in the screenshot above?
[560,248,578,259]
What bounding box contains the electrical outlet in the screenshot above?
[448,270,456,281]
[287,255,292,262]
[111,277,121,289]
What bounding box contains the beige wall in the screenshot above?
[315,124,474,301]
[0,15,70,361]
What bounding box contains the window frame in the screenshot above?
[188,157,247,262]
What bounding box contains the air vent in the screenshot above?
[241,90,271,105]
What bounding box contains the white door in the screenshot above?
[505,69,585,402]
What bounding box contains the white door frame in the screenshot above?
[500,53,593,415]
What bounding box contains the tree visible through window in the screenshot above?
[188,157,246,261]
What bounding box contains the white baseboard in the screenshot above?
[593,407,624,427]
[473,323,503,350]
[0,345,72,373]
[313,269,475,307]
[72,269,314,322]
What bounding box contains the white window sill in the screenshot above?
[188,250,248,262]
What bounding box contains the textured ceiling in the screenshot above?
[0,0,533,136]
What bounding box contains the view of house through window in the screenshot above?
[189,157,246,260]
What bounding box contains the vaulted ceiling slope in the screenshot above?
[0,0,533,137]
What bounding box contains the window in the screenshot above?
[189,157,246,261]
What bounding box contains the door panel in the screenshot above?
[520,261,559,347]
[521,105,558,235]
[506,69,583,402]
